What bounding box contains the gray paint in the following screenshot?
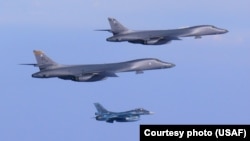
[94,103,153,123]
[22,50,175,82]
[98,17,228,45]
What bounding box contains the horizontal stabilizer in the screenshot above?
[94,29,113,33]
[19,63,38,67]
[19,63,54,69]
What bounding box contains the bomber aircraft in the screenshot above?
[21,50,175,82]
[97,17,228,45]
[93,103,153,123]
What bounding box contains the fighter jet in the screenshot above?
[21,50,175,82]
[93,103,153,123]
[97,17,228,45]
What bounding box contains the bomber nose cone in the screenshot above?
[162,62,175,68]
[170,63,175,68]
[219,28,228,34]
[167,63,175,68]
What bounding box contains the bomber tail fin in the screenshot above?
[33,50,58,70]
[94,103,109,114]
[107,17,129,35]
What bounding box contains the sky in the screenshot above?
[0,0,250,141]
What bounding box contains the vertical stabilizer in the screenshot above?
[33,50,58,70]
[94,103,109,114]
[108,17,129,35]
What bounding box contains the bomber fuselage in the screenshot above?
[106,25,228,44]
[32,58,175,78]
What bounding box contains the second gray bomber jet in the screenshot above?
[22,50,175,82]
[97,17,228,45]
[93,103,153,123]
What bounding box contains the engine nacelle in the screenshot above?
[74,74,107,82]
[74,75,94,81]
[129,38,171,45]
[145,39,162,45]
[59,74,107,82]
[128,39,160,45]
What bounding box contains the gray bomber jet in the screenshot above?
[22,50,175,82]
[93,103,153,123]
[97,17,228,45]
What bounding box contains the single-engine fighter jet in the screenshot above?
[96,17,228,45]
[21,50,175,82]
[93,103,153,123]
